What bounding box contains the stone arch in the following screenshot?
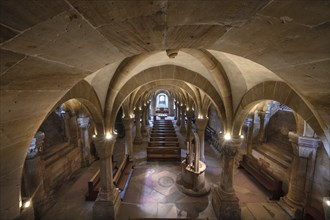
[5,80,104,219]
[232,81,329,156]
[106,65,226,132]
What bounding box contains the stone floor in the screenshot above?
[42,119,291,220]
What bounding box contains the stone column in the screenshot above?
[257,110,266,143]
[169,97,174,116]
[186,110,194,142]
[23,132,49,218]
[134,108,143,144]
[93,135,121,220]
[141,105,147,137]
[145,104,150,125]
[195,117,209,161]
[212,136,241,220]
[61,111,71,144]
[174,102,178,120]
[176,104,181,126]
[122,117,134,161]
[246,113,254,157]
[179,106,186,133]
[77,117,91,167]
[279,132,320,218]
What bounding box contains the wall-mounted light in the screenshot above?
[130,114,134,119]
[219,131,222,134]
[186,108,189,111]
[106,132,112,140]
[240,135,244,139]
[114,130,118,135]
[180,104,183,107]
[92,134,96,138]
[198,115,203,119]
[224,133,231,140]
[139,107,142,110]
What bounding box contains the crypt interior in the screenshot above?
[0,1,329,220]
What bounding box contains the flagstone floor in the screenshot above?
[42,119,290,220]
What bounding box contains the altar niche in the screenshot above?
[176,131,210,196]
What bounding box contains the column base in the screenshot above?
[277,196,303,219]
[212,187,241,220]
[93,190,121,220]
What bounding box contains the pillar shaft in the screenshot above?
[212,136,242,220]
[93,135,121,220]
[176,105,181,126]
[246,113,254,156]
[257,110,266,143]
[122,117,134,160]
[280,132,320,218]
[179,106,186,133]
[195,118,209,161]
[186,111,194,142]
[77,117,91,166]
[134,109,143,144]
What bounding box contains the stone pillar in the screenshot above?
[257,110,266,143]
[61,111,71,144]
[186,110,194,142]
[93,135,121,220]
[141,106,147,137]
[23,132,50,218]
[179,106,186,133]
[212,136,241,220]
[176,104,181,126]
[195,117,209,161]
[77,117,92,167]
[122,117,134,161]
[279,132,320,218]
[133,108,143,144]
[174,102,178,120]
[145,104,150,125]
[246,113,254,157]
[169,97,174,116]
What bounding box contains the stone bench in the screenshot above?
[240,155,282,200]
[113,155,134,199]
[85,163,118,201]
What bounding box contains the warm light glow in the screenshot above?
[19,200,22,208]
[180,104,183,106]
[192,107,194,111]
[326,199,330,206]
[186,108,189,111]
[92,134,96,138]
[130,114,134,118]
[198,115,203,119]
[219,131,222,134]
[139,107,142,110]
[106,132,112,139]
[224,133,231,140]
[144,103,146,106]
[23,200,31,208]
[114,130,118,135]
[240,135,244,139]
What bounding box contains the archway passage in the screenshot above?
[1,1,329,220]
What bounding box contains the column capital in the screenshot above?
[288,132,320,158]
[195,117,209,130]
[122,117,134,130]
[93,134,117,159]
[77,116,90,128]
[220,136,242,158]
